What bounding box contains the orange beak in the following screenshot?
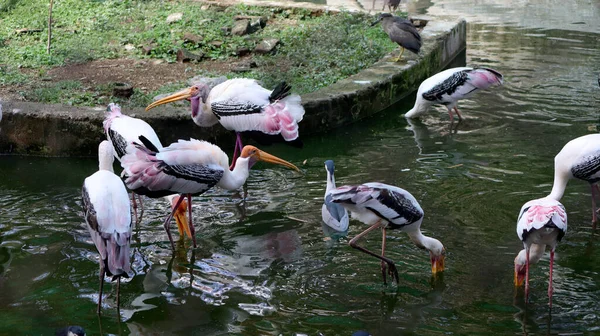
[145,87,195,111]
[514,264,525,287]
[241,146,300,171]
[171,196,191,238]
[431,254,445,275]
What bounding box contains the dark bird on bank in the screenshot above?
[371,13,421,62]
[55,326,86,336]
[383,0,400,12]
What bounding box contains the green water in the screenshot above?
[2,2,600,335]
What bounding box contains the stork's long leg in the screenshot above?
[548,249,554,308]
[349,221,399,285]
[592,184,598,228]
[131,192,138,223]
[116,276,121,315]
[380,228,388,284]
[137,193,144,220]
[453,107,463,121]
[97,266,105,315]
[187,194,197,248]
[164,195,186,250]
[447,108,454,122]
[525,247,530,303]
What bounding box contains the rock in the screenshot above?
[183,32,203,45]
[112,83,134,98]
[166,13,183,24]
[124,44,135,51]
[254,38,280,54]
[176,49,204,62]
[210,41,224,48]
[141,44,155,55]
[200,5,210,10]
[232,20,250,36]
[234,15,267,28]
[232,60,258,73]
[151,59,164,65]
[187,76,228,89]
[235,47,251,56]
[221,26,231,35]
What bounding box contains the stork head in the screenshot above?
[514,250,526,287]
[98,140,115,172]
[168,195,192,239]
[371,13,393,26]
[239,146,299,171]
[324,160,335,175]
[430,246,446,275]
[145,83,210,118]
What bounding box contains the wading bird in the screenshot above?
[321,160,349,232]
[121,137,299,250]
[371,13,421,62]
[329,182,445,284]
[549,133,600,226]
[405,67,503,121]
[145,79,305,169]
[82,141,132,314]
[514,197,567,306]
[104,103,192,243]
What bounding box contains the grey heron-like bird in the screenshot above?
[514,197,567,307]
[371,13,421,62]
[82,141,132,314]
[329,182,445,285]
[321,160,349,232]
[383,0,400,12]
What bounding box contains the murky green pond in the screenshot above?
[2,1,600,335]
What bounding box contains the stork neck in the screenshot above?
[515,244,546,266]
[405,99,430,119]
[548,168,570,201]
[326,170,336,192]
[191,97,219,127]
[407,227,443,256]
[218,157,250,190]
[99,154,114,173]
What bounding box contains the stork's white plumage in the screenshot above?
[82,140,132,314]
[405,67,503,121]
[121,137,299,249]
[514,197,567,307]
[329,182,445,284]
[549,134,600,225]
[103,103,162,159]
[321,160,349,232]
[145,78,305,168]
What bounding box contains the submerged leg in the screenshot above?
[349,221,399,285]
[548,249,554,308]
[164,195,186,250]
[525,247,530,304]
[131,192,138,223]
[137,193,144,220]
[187,194,197,248]
[97,267,105,315]
[447,108,455,122]
[453,107,463,121]
[592,184,597,228]
[116,276,121,315]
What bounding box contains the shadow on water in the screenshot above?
[1,2,600,334]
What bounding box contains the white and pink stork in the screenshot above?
[82,140,132,314]
[514,197,567,307]
[120,137,299,250]
[329,182,445,284]
[145,78,305,169]
[405,67,503,121]
[548,133,600,226]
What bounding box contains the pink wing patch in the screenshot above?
[524,205,566,229]
[467,68,503,89]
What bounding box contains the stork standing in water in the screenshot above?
[405,67,503,121]
[371,13,421,62]
[549,133,600,226]
[145,79,305,169]
[82,141,132,314]
[321,160,349,232]
[514,197,567,307]
[121,137,299,250]
[329,182,445,284]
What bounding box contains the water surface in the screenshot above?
[1,0,600,335]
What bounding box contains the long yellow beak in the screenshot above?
[145,87,193,111]
[172,196,192,238]
[514,265,525,287]
[255,149,300,171]
[431,255,445,274]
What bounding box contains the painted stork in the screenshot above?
[405,67,503,121]
[371,13,421,62]
[322,160,349,232]
[549,133,600,226]
[144,78,305,169]
[120,136,299,250]
[82,140,132,314]
[514,197,567,306]
[329,182,445,284]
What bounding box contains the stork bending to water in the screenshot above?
[329,182,445,284]
[321,160,349,232]
[145,79,305,169]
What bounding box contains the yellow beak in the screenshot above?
[254,149,300,172]
[514,265,525,287]
[145,87,193,111]
[431,254,445,274]
[172,196,192,238]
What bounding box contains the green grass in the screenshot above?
[0,0,399,107]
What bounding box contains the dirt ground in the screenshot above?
[0,57,251,101]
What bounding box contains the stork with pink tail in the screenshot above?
[145,78,305,169]
[405,67,503,121]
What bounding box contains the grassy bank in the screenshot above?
[0,0,398,107]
